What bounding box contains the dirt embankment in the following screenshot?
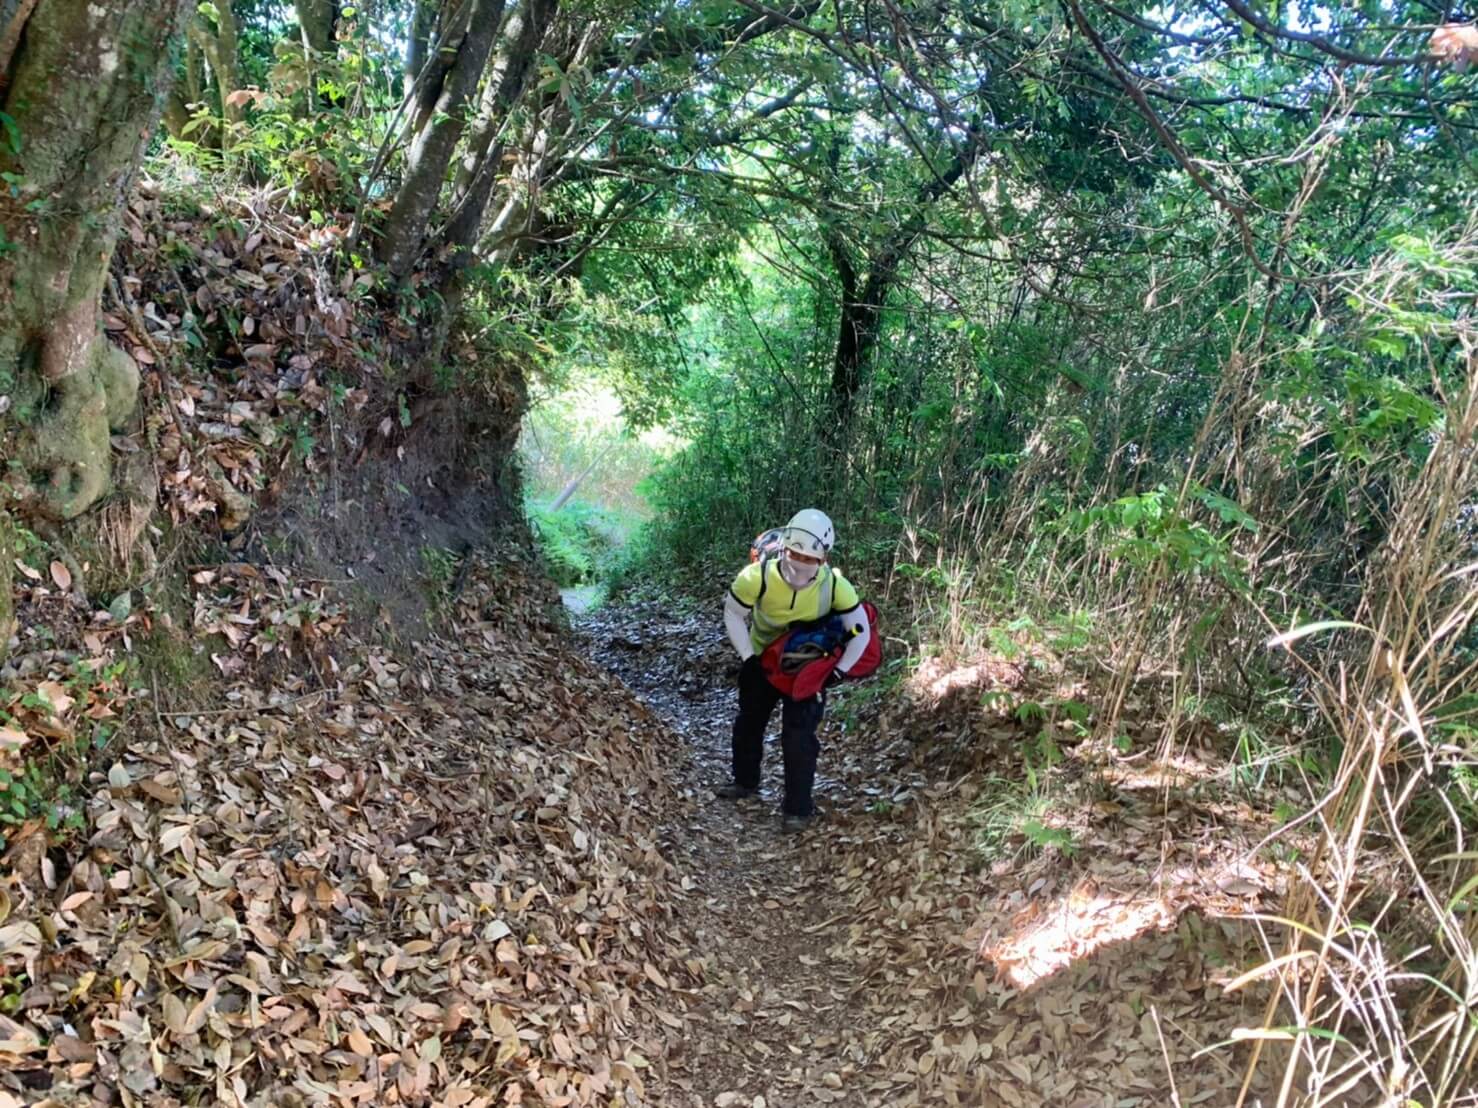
[4,183,674,1106]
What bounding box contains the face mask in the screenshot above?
[779,554,819,589]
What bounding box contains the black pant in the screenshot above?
[732,656,824,817]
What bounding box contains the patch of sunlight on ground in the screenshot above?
[561,584,605,614]
[981,886,1178,989]
[912,655,1026,702]
[1099,752,1220,790]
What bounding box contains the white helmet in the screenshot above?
[783,508,834,558]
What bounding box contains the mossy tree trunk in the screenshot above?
[0,0,190,663]
[162,32,205,140]
[192,1,243,130]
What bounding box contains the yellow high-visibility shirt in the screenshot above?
[729,559,860,654]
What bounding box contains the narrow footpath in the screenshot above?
[575,601,905,1107]
[574,599,1316,1108]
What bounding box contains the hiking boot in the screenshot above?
[714,783,758,800]
[781,813,812,834]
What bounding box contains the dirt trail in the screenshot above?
[576,601,899,1107]
[574,599,1310,1108]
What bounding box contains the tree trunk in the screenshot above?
[200,1,242,127]
[408,0,472,137]
[441,0,559,270]
[163,89,193,139]
[548,440,615,512]
[0,0,39,76]
[0,513,13,658]
[377,0,509,280]
[826,129,988,430]
[472,19,596,272]
[162,32,204,140]
[0,0,190,539]
[185,29,203,106]
[291,0,337,112]
[451,0,556,197]
[184,3,241,146]
[405,0,438,98]
[823,218,859,421]
[830,261,895,427]
[294,0,337,56]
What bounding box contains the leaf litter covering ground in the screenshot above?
[576,601,1361,1108]
[1,548,700,1107]
[95,173,517,544]
[106,179,385,534]
[3,545,1366,1108]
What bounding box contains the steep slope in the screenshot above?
[2,547,699,1106]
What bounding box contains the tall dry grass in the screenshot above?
[1230,341,1478,1105]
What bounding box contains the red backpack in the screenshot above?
[755,605,883,698]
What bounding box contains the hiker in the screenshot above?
[716,508,871,832]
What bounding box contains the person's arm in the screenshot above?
[725,592,754,660]
[835,604,870,673]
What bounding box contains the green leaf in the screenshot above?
[0,111,20,155]
[1447,872,1478,914]
[108,592,132,624]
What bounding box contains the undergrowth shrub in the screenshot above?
[0,654,128,850]
[970,773,1077,863]
[525,498,629,589]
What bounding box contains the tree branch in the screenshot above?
[1220,0,1434,69]
[1067,0,1282,283]
[600,0,826,70]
